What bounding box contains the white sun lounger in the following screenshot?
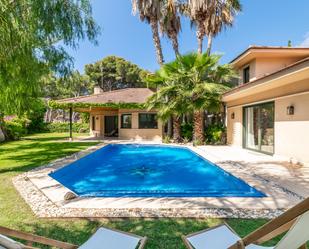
[182,223,274,249]
[183,198,309,249]
[78,227,147,249]
[0,226,147,249]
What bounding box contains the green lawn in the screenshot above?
[0,133,279,248]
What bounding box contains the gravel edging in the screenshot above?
[12,143,301,219]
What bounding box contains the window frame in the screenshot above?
[138,113,158,129]
[92,116,96,130]
[243,66,250,84]
[120,113,132,129]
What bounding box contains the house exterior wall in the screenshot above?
[226,90,309,166]
[118,109,163,141]
[237,59,256,84]
[237,57,303,85]
[89,108,162,141]
[226,106,243,147]
[275,93,309,165]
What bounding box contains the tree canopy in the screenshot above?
[84,56,150,91]
[42,71,94,99]
[146,52,235,142]
[0,0,99,115]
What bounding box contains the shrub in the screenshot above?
[181,123,193,140]
[205,124,226,145]
[182,137,190,144]
[4,117,30,139]
[162,135,171,144]
[26,99,47,133]
[46,122,89,133]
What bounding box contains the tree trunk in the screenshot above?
[197,35,203,54]
[150,17,164,65]
[0,113,7,141]
[172,116,181,143]
[193,110,204,144]
[206,33,213,56]
[196,26,204,54]
[167,117,173,138]
[170,32,180,56]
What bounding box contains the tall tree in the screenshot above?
[84,56,149,91]
[132,0,165,65]
[43,71,94,99]
[147,52,235,144]
[183,0,209,54]
[146,61,190,142]
[0,0,99,116]
[184,0,241,54]
[204,0,241,55]
[160,0,182,56]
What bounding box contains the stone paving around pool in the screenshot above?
[13,142,308,218]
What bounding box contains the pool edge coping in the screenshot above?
[12,142,304,218]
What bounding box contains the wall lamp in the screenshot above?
[287,105,294,115]
[231,112,235,119]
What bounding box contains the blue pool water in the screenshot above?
[50,144,265,197]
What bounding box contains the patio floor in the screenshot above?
[13,143,308,218]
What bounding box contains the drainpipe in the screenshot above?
[69,107,73,141]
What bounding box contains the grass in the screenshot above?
[0,133,281,248]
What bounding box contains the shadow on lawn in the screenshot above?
[22,135,72,142]
[18,218,220,249]
[0,140,98,174]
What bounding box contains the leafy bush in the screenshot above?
[4,117,30,139]
[46,122,89,133]
[162,136,171,144]
[80,112,90,124]
[26,99,47,132]
[181,123,193,140]
[205,124,226,145]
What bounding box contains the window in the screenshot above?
[121,114,132,128]
[92,116,96,130]
[244,102,274,154]
[139,113,158,129]
[243,66,250,83]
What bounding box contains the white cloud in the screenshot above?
[299,32,309,47]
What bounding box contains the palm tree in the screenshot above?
[132,0,165,65]
[181,0,208,54]
[147,52,235,144]
[158,0,182,139]
[184,0,241,54]
[159,0,181,56]
[204,0,241,55]
[145,62,188,142]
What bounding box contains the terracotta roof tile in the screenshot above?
[57,88,154,104]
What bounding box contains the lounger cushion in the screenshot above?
[187,224,240,249]
[246,245,274,249]
[78,227,141,249]
[0,234,23,249]
[186,225,275,249]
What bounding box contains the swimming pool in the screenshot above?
[50,144,265,198]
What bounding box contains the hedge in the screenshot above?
[46,122,89,133]
[48,100,145,110]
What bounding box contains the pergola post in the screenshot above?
[69,107,73,141]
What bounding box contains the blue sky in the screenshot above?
[66,0,309,73]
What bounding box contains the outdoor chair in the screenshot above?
[182,197,309,249]
[0,226,147,249]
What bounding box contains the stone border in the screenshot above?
[13,143,303,218]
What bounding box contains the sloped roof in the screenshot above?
[222,57,309,101]
[57,88,154,104]
[230,46,309,68]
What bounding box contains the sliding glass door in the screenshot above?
[244,102,274,154]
